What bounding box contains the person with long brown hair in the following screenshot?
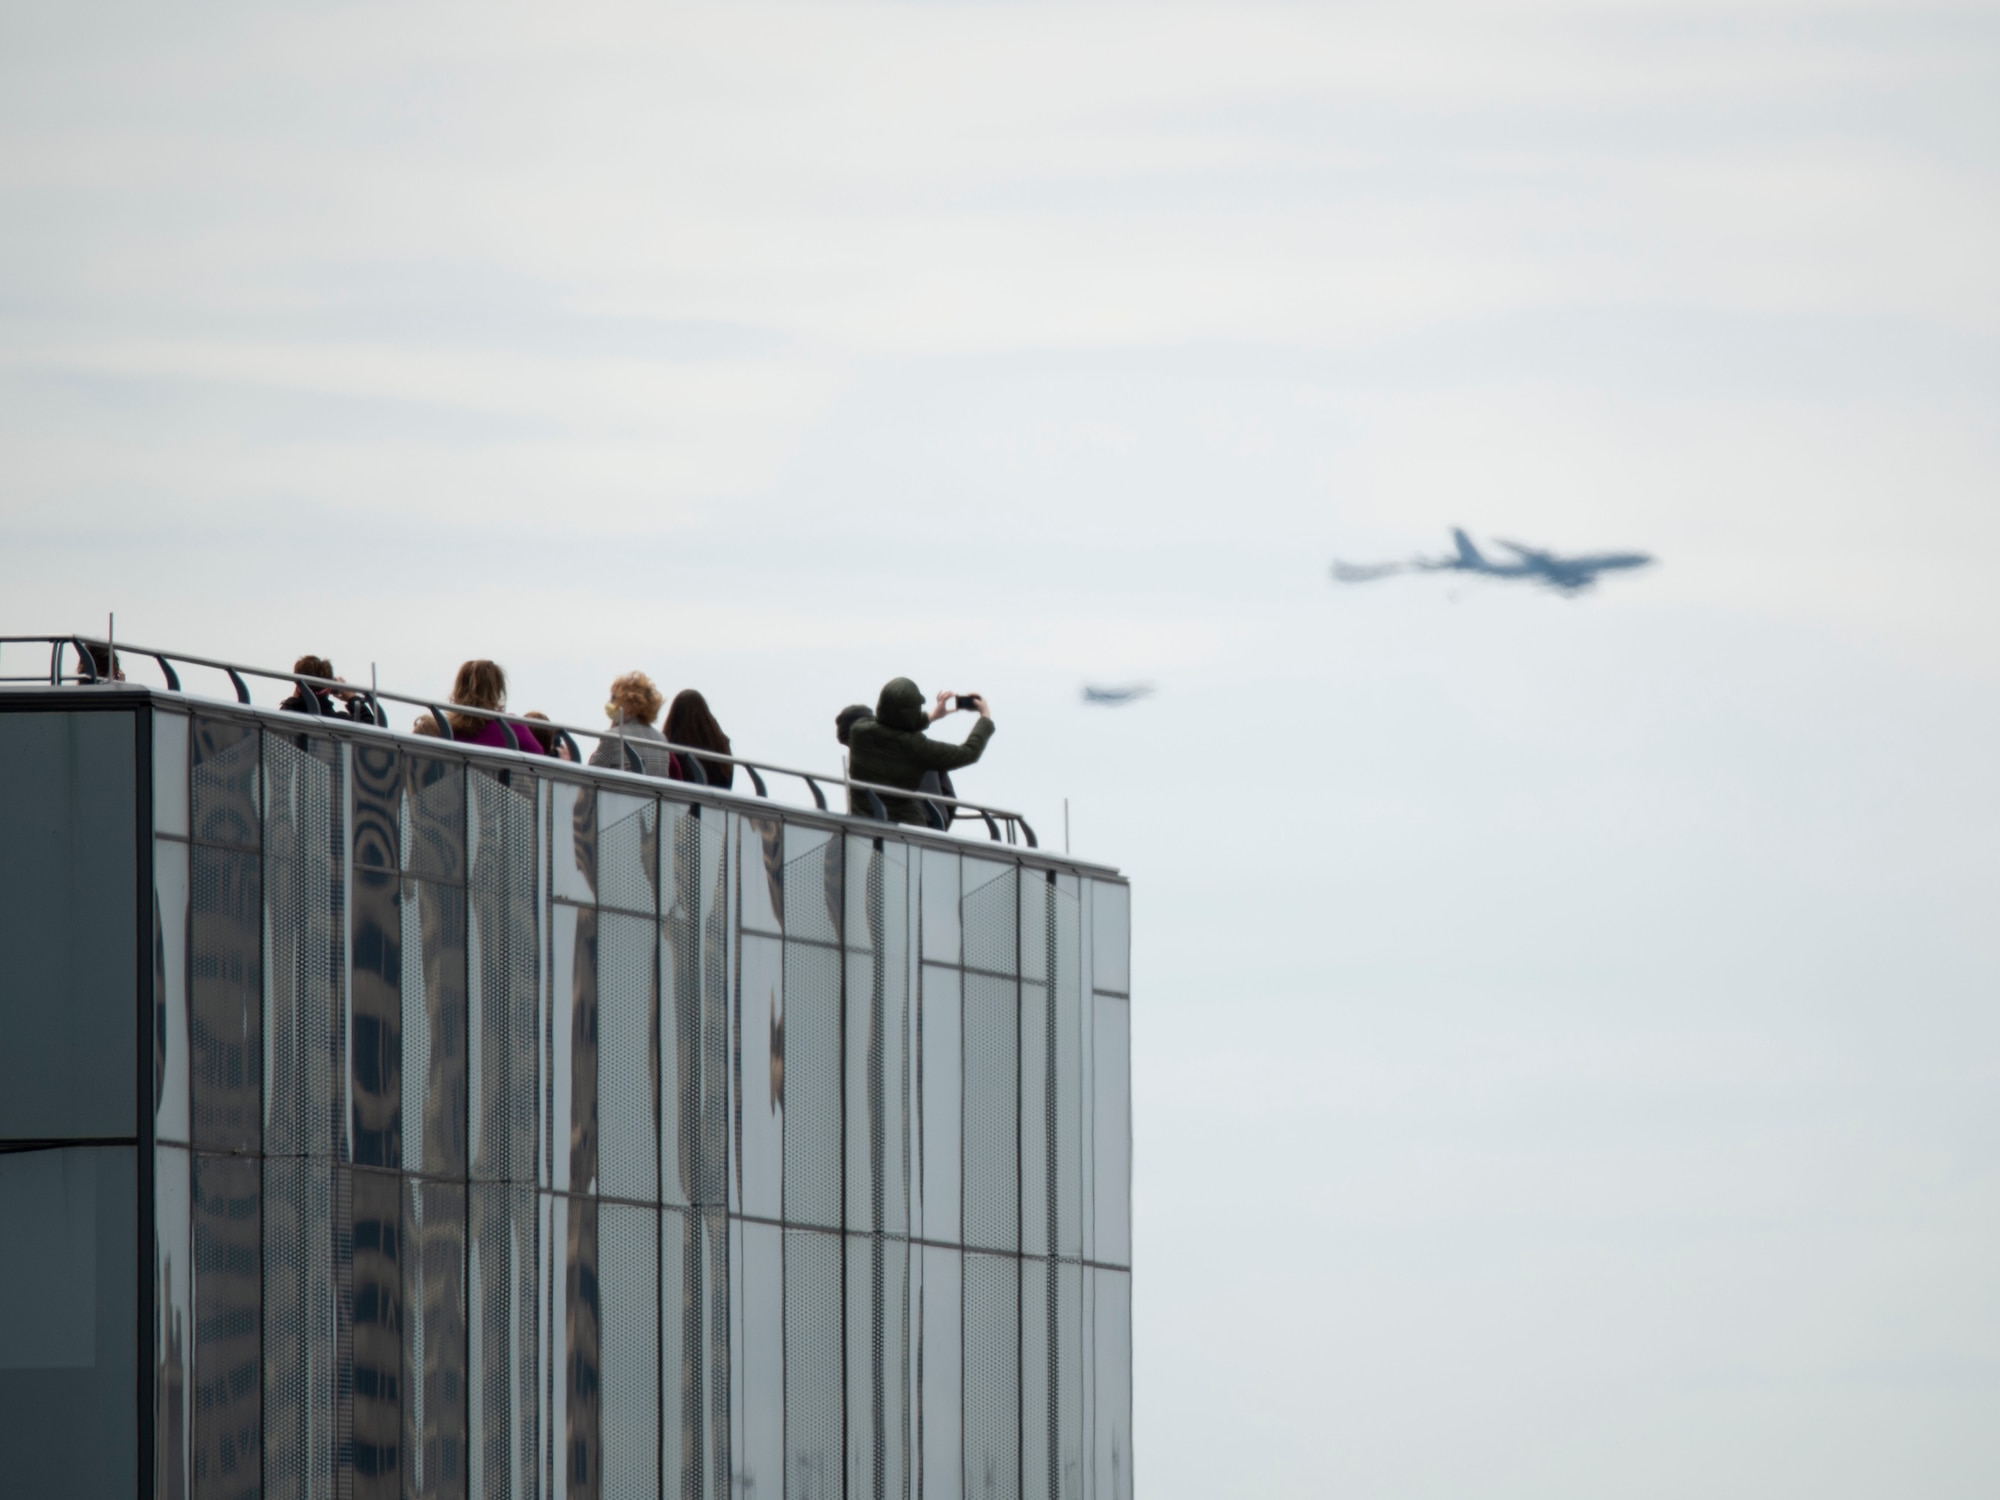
[663,688,734,788]
[446,659,549,754]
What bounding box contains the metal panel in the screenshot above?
[194,1152,262,1500]
[732,1220,783,1500]
[548,904,599,1195]
[156,837,192,1143]
[659,805,701,1209]
[191,712,260,850]
[264,1156,336,1500]
[739,814,784,937]
[963,1254,1019,1500]
[845,839,909,1238]
[406,753,466,885]
[404,877,469,1179]
[1088,1271,1130,1500]
[350,1166,403,1500]
[156,707,190,837]
[1051,882,1082,1262]
[844,1233,907,1500]
[350,868,403,1169]
[1018,983,1049,1262]
[918,966,961,1248]
[962,974,1018,1255]
[785,1229,844,1500]
[550,783,598,906]
[191,843,262,1154]
[960,859,1016,978]
[407,1178,469,1500]
[597,792,657,919]
[783,940,843,1231]
[782,824,842,947]
[600,912,661,1204]
[471,768,540,1185]
[916,1246,961,1500]
[1090,998,1129,1270]
[264,731,344,1161]
[156,1144,194,1500]
[737,934,784,1222]
[600,1203,660,1500]
[469,1182,538,1500]
[919,850,959,967]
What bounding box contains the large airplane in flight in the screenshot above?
[1332,529,1655,595]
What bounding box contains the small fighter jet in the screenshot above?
[1081,683,1155,706]
[1332,528,1655,595]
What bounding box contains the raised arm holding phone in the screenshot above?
[843,676,996,824]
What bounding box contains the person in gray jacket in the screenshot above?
[588,671,679,777]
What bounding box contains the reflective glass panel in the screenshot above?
[469,769,538,1185]
[844,1232,907,1500]
[1054,1261,1082,1500]
[1018,982,1049,1261]
[783,940,842,1230]
[404,1179,468,1500]
[548,904,599,1194]
[404,753,465,885]
[597,791,657,917]
[191,843,262,1154]
[962,974,1019,1254]
[782,824,842,947]
[739,814,783,936]
[156,837,192,1143]
[784,1229,843,1500]
[733,1220,783,1500]
[191,712,259,849]
[917,1245,962,1500]
[264,1156,336,1500]
[695,809,730,1211]
[0,1145,138,1500]
[564,1196,603,1500]
[468,1183,537,1500]
[156,1144,194,1500]
[403,878,469,1179]
[919,849,959,965]
[843,832,907,958]
[660,803,701,1209]
[845,837,909,1236]
[736,934,784,1221]
[350,868,402,1168]
[699,1210,730,1500]
[601,1203,660,1500]
[964,1253,1019,1500]
[351,1166,403,1500]
[960,858,1016,977]
[264,732,344,1160]
[194,1151,262,1500]
[550,781,597,905]
[599,911,660,1203]
[1090,1270,1132,1500]
[353,742,400,873]
[1091,996,1130,1268]
[155,707,190,836]
[540,1193,564,1500]
[1088,881,1128,997]
[918,965,962,1246]
[1017,870,1049,985]
[660,1207,696,1500]
[1052,882,1082,1261]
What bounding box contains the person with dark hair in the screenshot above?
[281,654,379,723]
[843,678,993,824]
[74,640,124,681]
[522,710,573,760]
[834,703,871,748]
[588,672,677,776]
[663,689,734,788]
[446,659,549,754]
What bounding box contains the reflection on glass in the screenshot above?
[1055,1261,1083,1500]
[568,1196,603,1499]
[736,934,784,1221]
[784,1230,843,1500]
[733,1221,783,1500]
[601,1203,660,1500]
[782,824,841,946]
[783,941,842,1230]
[156,1145,192,1500]
[264,1157,337,1500]
[918,965,962,1246]
[549,782,597,906]
[351,1167,403,1500]
[600,911,660,1204]
[264,733,343,1160]
[660,1207,695,1500]
[191,713,260,849]
[154,709,189,837]
[660,804,701,1208]
[845,838,909,1236]
[540,1193,564,1500]
[190,844,261,1154]
[547,904,599,1195]
[194,1152,262,1498]
[597,791,657,917]
[962,973,1019,1254]
[1019,981,1049,1260]
[844,1232,907,1500]
[403,878,468,1180]
[404,753,465,884]
[964,1252,1020,1500]
[919,849,959,965]
[1090,1270,1132,1500]
[701,1209,731,1500]
[350,869,402,1168]
[469,1183,536,1500]
[1018,869,1049,984]
[403,1178,467,1500]
[155,838,191,1142]
[470,769,538,1185]
[1092,996,1131,1268]
[1020,1258,1051,1500]
[696,809,730,1212]
[917,1245,962,1500]
[739,814,783,936]
[960,857,1016,977]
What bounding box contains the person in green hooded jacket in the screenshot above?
[843,677,994,824]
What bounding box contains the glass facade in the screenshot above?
[0,694,1134,1500]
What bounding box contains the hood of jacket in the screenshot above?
[875,677,930,733]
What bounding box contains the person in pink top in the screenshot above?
[445,659,549,754]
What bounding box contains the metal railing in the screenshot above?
[0,634,1036,847]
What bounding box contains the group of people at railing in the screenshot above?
[68,638,998,828]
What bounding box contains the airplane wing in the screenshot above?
[1493,538,1554,563]
[1082,684,1155,705]
[1330,559,1411,583]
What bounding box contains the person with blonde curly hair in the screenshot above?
[587,670,679,777]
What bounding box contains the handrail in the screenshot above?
[0,634,1038,848]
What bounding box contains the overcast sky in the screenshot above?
[5,2,1999,1495]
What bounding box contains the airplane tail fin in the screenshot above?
[1452,528,1485,566]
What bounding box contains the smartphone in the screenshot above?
[954,694,979,711]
